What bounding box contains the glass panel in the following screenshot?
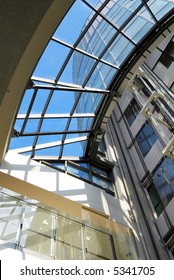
[103,66,118,88]
[91,165,108,176]
[112,222,138,260]
[124,98,141,126]
[136,122,158,157]
[67,164,89,180]
[153,168,173,207]
[62,141,87,157]
[78,162,89,168]
[68,118,78,131]
[36,134,63,145]
[53,0,93,45]
[148,183,164,216]
[61,50,96,85]
[40,118,68,132]
[92,175,113,190]
[0,195,22,243]
[14,119,25,132]
[65,132,89,140]
[85,227,113,260]
[143,122,158,146]
[147,0,174,20]
[162,157,174,191]
[136,132,150,157]
[77,92,102,113]
[30,89,50,114]
[55,215,83,260]
[103,34,134,66]
[123,10,155,43]
[0,188,139,260]
[24,119,40,133]
[20,206,52,256]
[78,16,116,57]
[33,40,70,80]
[69,117,93,131]
[87,62,117,89]
[51,162,65,171]
[9,136,35,150]
[85,0,103,8]
[18,89,34,114]
[34,146,61,157]
[102,0,142,29]
[45,91,76,114]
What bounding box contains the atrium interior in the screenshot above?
[0,0,174,260]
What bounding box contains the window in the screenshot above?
[148,157,174,216]
[124,98,141,126]
[159,40,174,68]
[136,122,158,157]
[148,183,164,216]
[44,160,114,192]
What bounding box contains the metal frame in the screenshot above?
[9,0,174,162]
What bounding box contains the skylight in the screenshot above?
[9,0,174,160]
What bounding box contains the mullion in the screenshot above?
[141,0,161,26]
[20,129,92,136]
[83,0,147,38]
[59,118,73,158]
[20,88,38,134]
[53,0,124,85]
[53,1,102,83]
[32,76,111,93]
[81,21,141,87]
[31,117,44,157]
[17,113,95,119]
[31,88,55,157]
[59,89,89,157]
[52,37,120,70]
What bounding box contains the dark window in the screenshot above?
[124,98,141,126]
[136,122,158,157]
[148,158,174,216]
[148,183,164,216]
[159,40,174,68]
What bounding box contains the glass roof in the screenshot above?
[10,0,174,160]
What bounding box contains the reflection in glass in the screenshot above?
[67,164,89,180]
[103,34,134,66]
[85,227,113,260]
[21,206,52,256]
[0,195,22,243]
[123,11,155,43]
[55,216,83,260]
[0,188,139,260]
[147,0,174,21]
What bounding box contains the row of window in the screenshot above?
[158,39,174,69]
[43,160,114,193]
[148,157,174,216]
[123,85,174,217]
[124,98,159,157]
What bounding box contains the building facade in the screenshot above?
[106,32,174,258]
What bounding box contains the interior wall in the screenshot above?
[0,151,131,227]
